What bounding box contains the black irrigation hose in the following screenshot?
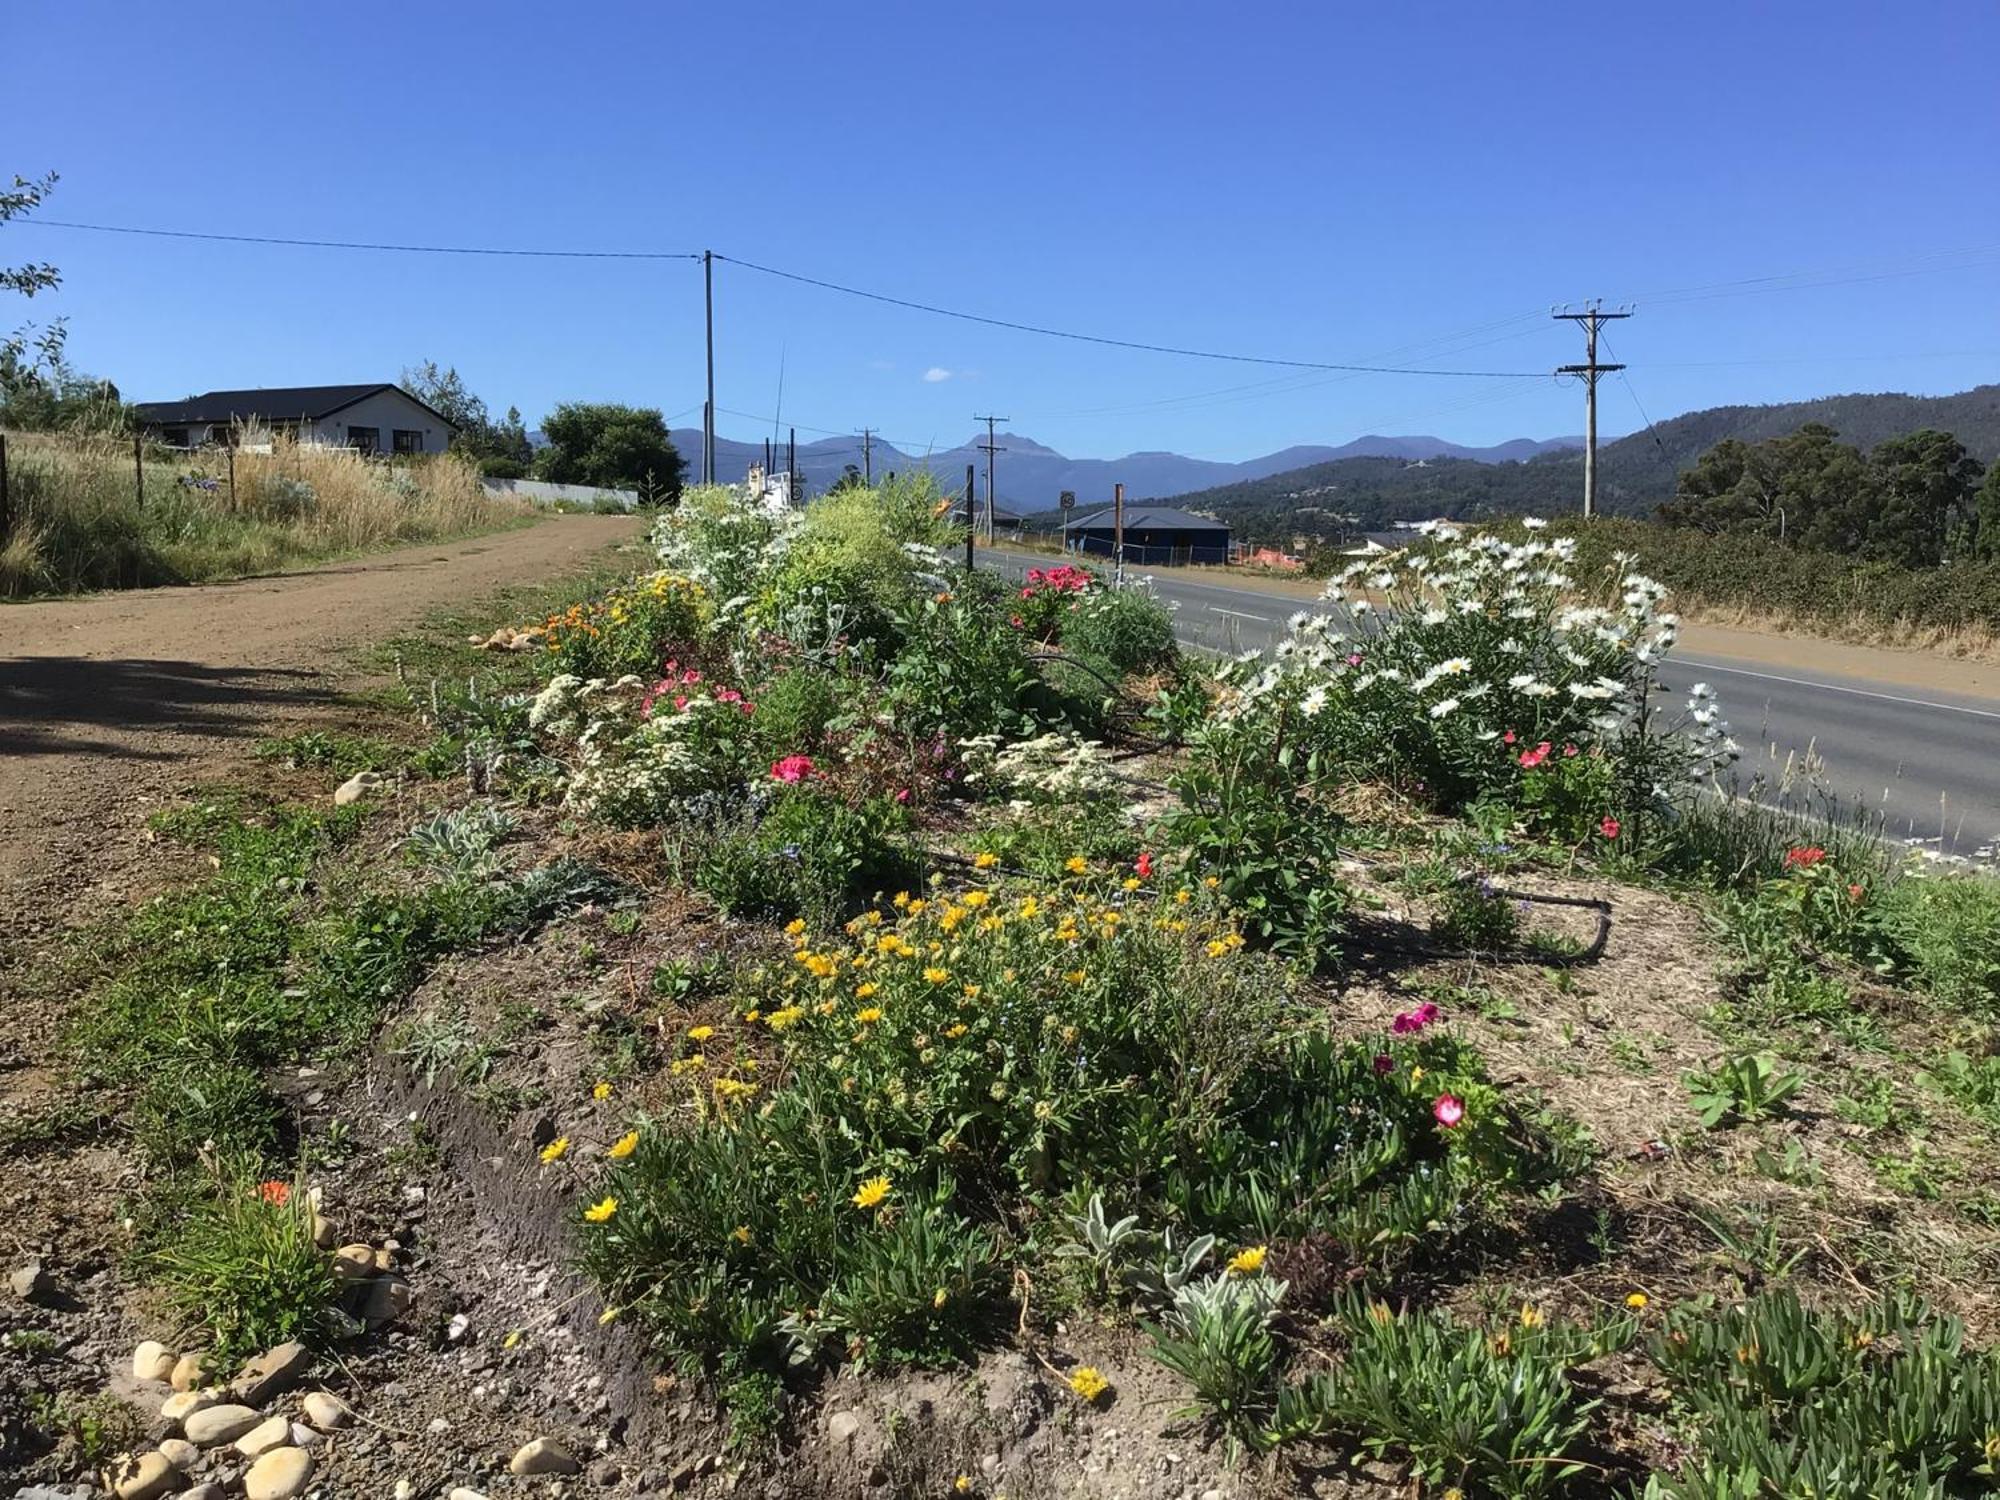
[1022,648,1170,754]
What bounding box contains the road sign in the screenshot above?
[1059,490,1076,510]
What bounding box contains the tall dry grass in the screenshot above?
[0,427,525,596]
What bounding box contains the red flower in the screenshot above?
[1372,1053,1395,1075]
[258,1180,291,1207]
[771,755,816,784]
[1519,741,1553,769]
[1848,882,1866,902]
[1599,816,1621,839]
[1563,743,1579,757]
[1135,851,1154,879]
[894,787,912,805]
[1433,1095,1465,1128]
[1502,730,1517,745]
[1784,846,1827,869]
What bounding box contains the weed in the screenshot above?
[1683,1052,1803,1128]
[150,1174,337,1370]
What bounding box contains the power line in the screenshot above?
[28,218,702,260]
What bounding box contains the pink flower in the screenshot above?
[1390,1001,1440,1036]
[672,695,689,711]
[1519,741,1552,769]
[1346,653,1364,667]
[1599,816,1621,839]
[1433,1094,1465,1128]
[771,755,815,784]
[717,688,743,704]
[1563,743,1578,758]
[894,787,912,804]
[1372,1053,1394,1075]
[1502,730,1517,745]
[1010,615,1025,628]
[1135,851,1154,879]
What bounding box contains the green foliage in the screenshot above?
[1683,1052,1804,1128]
[1872,872,2000,1012]
[254,730,406,777]
[535,401,685,505]
[689,786,917,928]
[401,359,533,476]
[151,1178,338,1370]
[1057,584,1179,679]
[1645,1290,2000,1498]
[1147,1272,1291,1452]
[1431,875,1524,953]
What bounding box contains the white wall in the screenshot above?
[483,477,640,510]
[314,390,454,454]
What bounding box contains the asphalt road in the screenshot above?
[982,545,2000,858]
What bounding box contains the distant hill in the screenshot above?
[1159,384,2000,543]
[668,427,1582,511]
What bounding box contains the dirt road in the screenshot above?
[0,516,645,930]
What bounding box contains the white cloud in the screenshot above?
[922,367,953,383]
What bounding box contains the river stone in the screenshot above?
[330,1244,375,1281]
[10,1259,51,1301]
[158,1437,199,1470]
[354,1275,413,1324]
[509,1438,581,1476]
[447,1489,490,1500]
[231,1340,311,1406]
[109,1450,180,1500]
[235,1415,293,1458]
[243,1445,314,1500]
[332,771,383,806]
[184,1487,226,1500]
[300,1391,351,1430]
[160,1389,220,1426]
[132,1340,176,1382]
[169,1353,208,1392]
[183,1402,262,1446]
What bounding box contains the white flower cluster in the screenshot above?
[958,730,1117,801]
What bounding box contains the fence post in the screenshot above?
[964,464,976,574]
[227,443,237,513]
[0,431,10,546]
[133,432,145,511]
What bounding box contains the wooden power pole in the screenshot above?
[1113,481,1125,583]
[1553,303,1629,520]
[859,428,874,483]
[702,250,716,486]
[974,414,1008,540]
[963,464,976,574]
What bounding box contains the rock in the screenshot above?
[300,1391,351,1430]
[243,1445,314,1500]
[158,1437,200,1470]
[169,1353,208,1392]
[184,1487,226,1500]
[447,1490,490,1500]
[160,1389,220,1427]
[826,1410,863,1448]
[510,1438,581,1477]
[183,1403,263,1446]
[394,1484,414,1500]
[10,1258,52,1301]
[445,1311,470,1342]
[352,1276,413,1324]
[132,1340,176,1383]
[108,1450,181,1500]
[231,1340,311,1407]
[332,772,383,806]
[330,1244,375,1282]
[235,1415,293,1458]
[310,1214,336,1251]
[288,1421,315,1448]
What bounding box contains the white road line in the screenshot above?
[1676,659,2000,721]
[1209,607,1270,623]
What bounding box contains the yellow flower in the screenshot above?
[1205,940,1229,958]
[962,890,990,909]
[852,1174,892,1209]
[945,1023,968,1039]
[856,1007,884,1024]
[785,917,807,936]
[1625,1292,1649,1310]
[732,1225,752,1245]
[598,1306,621,1325]
[961,984,981,999]
[923,967,950,984]
[1122,877,1140,892]
[1410,1066,1425,1082]
[1203,876,1220,889]
[892,891,911,908]
[1067,1366,1110,1403]
[1062,969,1086,985]
[767,1005,804,1032]
[932,1288,949,1309]
[608,1131,639,1159]
[973,852,998,870]
[591,1080,613,1101]
[583,1196,618,1223]
[1174,888,1192,905]
[1226,1245,1267,1276]
[953,1475,973,1494]
[906,898,928,916]
[1064,856,1088,875]
[805,954,838,979]
[671,1053,707,1075]
[539,1136,571,1164]
[688,1025,715,1042]
[1018,897,1040,919]
[856,981,880,998]
[713,1077,758,1101]
[1519,1304,1545,1329]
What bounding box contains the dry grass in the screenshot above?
[1674,597,2000,665]
[0,427,527,596]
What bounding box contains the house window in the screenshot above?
[348,427,380,454]
[392,429,424,455]
[161,427,190,448]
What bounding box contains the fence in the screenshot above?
[481,476,640,511]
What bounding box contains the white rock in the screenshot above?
[109,1450,180,1500]
[826,1410,863,1447]
[509,1437,581,1476]
[169,1352,208,1392]
[354,1276,413,1323]
[332,771,383,806]
[183,1402,262,1446]
[160,1388,220,1427]
[445,1311,470,1342]
[132,1340,176,1382]
[289,1421,315,1448]
[394,1484,414,1500]
[184,1487,226,1500]
[330,1244,375,1282]
[310,1213,337,1251]
[243,1444,314,1500]
[158,1436,199,1470]
[10,1259,51,1300]
[231,1340,312,1406]
[300,1391,351,1430]
[447,1489,489,1500]
[235,1415,293,1458]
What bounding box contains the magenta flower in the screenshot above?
[1433,1094,1465,1128]
[1372,1053,1394,1075]
[770,755,816,784]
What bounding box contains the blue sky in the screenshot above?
[8,1,1999,465]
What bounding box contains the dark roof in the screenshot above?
[132,384,458,431]
[1067,505,1229,532]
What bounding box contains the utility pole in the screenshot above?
[974,414,1008,541]
[1553,302,1629,520]
[859,428,875,484]
[788,427,798,507]
[703,250,716,486]
[963,464,976,574]
[1113,482,1125,583]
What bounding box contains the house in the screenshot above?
[1341,530,1423,557]
[132,384,458,454]
[1065,505,1231,566]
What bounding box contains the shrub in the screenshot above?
[539,571,712,680]
[690,785,917,927]
[1871,870,2000,1012]
[1432,875,1524,953]
[1058,583,1178,678]
[151,1176,338,1370]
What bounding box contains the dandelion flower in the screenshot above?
[608,1131,639,1159]
[856,1007,884,1024]
[1625,1292,1649,1309]
[592,1080,614,1101]
[1067,1366,1110,1403]
[855,981,879,998]
[1226,1246,1267,1276]
[784,917,807,936]
[1519,1304,1545,1329]
[732,1225,752,1245]
[539,1136,571,1164]
[688,1025,714,1042]
[973,851,999,870]
[923,967,950,984]
[954,1476,973,1494]
[583,1196,618,1223]
[852,1175,892,1210]
[1064,856,1088,875]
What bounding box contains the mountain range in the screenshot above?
[667,427,1582,510]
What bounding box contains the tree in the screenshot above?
[827,463,867,495]
[534,402,685,506]
[0,170,127,433]
[1866,429,1983,567]
[1659,424,1874,549]
[401,360,533,477]
[1975,461,2000,562]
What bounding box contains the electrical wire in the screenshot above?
[28,219,701,260]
